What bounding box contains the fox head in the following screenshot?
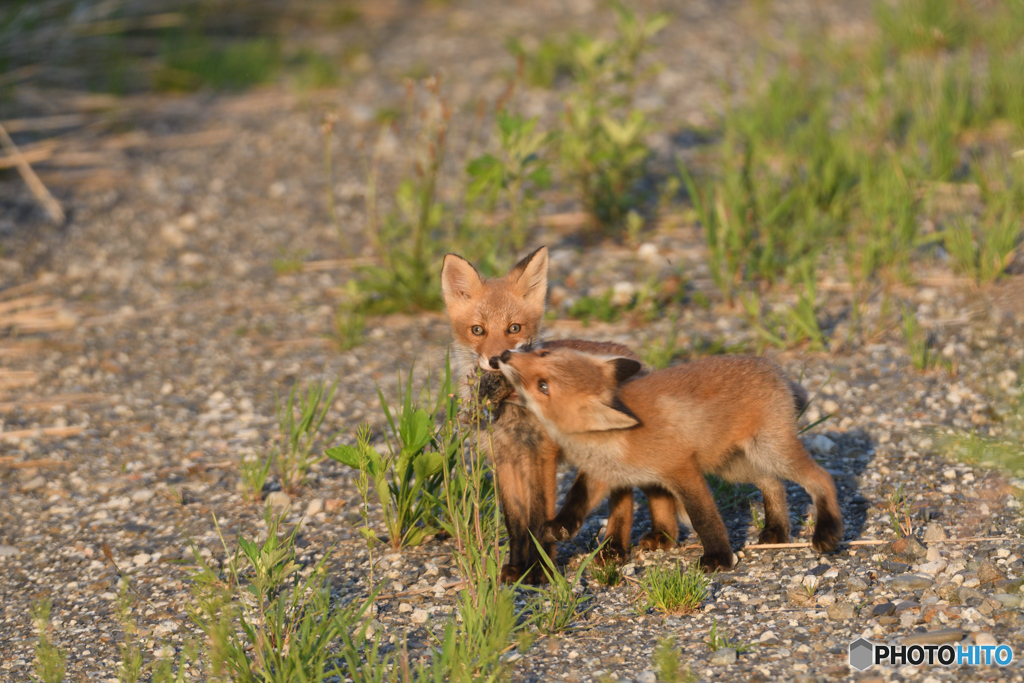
[441,246,548,372]
[494,347,642,433]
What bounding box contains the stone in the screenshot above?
[846,576,870,592]
[917,559,947,576]
[159,223,187,248]
[708,647,737,665]
[891,575,933,591]
[872,602,896,617]
[636,671,657,683]
[787,586,814,606]
[923,523,947,542]
[265,491,290,509]
[900,629,964,646]
[130,489,155,503]
[20,476,45,493]
[973,632,998,647]
[398,603,413,613]
[808,434,836,455]
[758,630,778,643]
[958,586,985,604]
[887,537,927,563]
[977,561,1006,585]
[305,498,324,517]
[410,609,428,625]
[132,553,151,566]
[827,603,857,621]
[926,546,942,562]
[0,545,20,557]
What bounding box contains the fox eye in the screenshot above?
[471,325,485,336]
[538,380,549,395]
[508,324,521,334]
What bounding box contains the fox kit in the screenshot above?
[494,347,843,571]
[441,247,679,582]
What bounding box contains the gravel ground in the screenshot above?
[2,1,1024,681]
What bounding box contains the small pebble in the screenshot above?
[709,647,737,665]
[410,609,428,625]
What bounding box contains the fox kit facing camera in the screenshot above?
[441,247,680,582]
[494,347,843,571]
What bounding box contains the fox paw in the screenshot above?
[811,513,843,554]
[637,531,676,552]
[594,544,629,566]
[757,525,788,546]
[499,564,522,585]
[697,552,734,572]
[523,565,551,585]
[539,521,572,544]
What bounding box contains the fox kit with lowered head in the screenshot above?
[441,247,679,582]
[494,347,843,571]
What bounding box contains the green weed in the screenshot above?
[239,450,272,504]
[638,561,710,615]
[185,508,384,682]
[327,363,457,549]
[885,483,914,538]
[900,305,946,372]
[704,618,752,654]
[116,583,144,683]
[274,379,337,494]
[32,599,66,683]
[556,2,668,234]
[466,111,552,252]
[653,636,697,683]
[946,210,1022,284]
[525,536,599,635]
[641,317,683,369]
[156,34,281,92]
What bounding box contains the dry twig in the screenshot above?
[0,121,64,224]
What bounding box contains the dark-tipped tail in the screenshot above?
[788,380,810,416]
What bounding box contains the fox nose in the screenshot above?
[489,355,501,369]
[500,350,512,362]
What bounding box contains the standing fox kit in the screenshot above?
[441,247,679,582]
[495,347,843,571]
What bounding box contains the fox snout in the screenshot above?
[488,349,513,369]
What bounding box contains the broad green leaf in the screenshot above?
[324,445,362,469]
[413,450,444,480]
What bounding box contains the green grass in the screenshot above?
[637,561,710,615]
[653,636,697,683]
[156,35,281,92]
[704,618,752,654]
[32,599,66,683]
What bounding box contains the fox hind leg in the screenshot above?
[779,435,843,553]
[597,488,634,565]
[669,468,734,571]
[755,477,790,545]
[637,486,678,551]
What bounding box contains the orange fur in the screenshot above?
[497,347,844,571]
[441,248,679,580]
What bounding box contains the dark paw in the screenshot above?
[499,564,522,585]
[697,552,734,572]
[757,525,789,546]
[812,514,843,554]
[594,544,629,567]
[539,521,572,544]
[523,565,551,585]
[638,531,676,552]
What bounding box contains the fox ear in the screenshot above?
[566,396,640,433]
[441,253,484,305]
[508,246,548,310]
[608,357,642,385]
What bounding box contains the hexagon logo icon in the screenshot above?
[849,638,874,671]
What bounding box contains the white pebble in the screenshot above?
[132,553,151,566]
[398,603,413,613]
[974,632,998,647]
[943,469,957,480]
[410,609,428,625]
